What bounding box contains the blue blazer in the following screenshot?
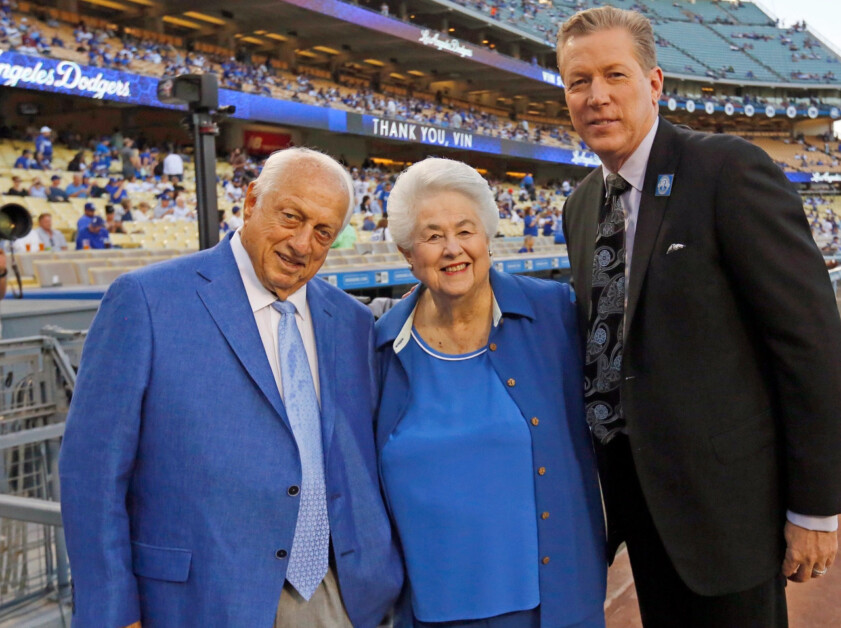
[59,236,403,627]
[375,269,606,627]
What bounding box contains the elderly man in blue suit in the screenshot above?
[59,147,403,627]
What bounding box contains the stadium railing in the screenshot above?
[0,331,83,619]
[829,265,841,295]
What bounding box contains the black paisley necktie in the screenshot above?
[585,173,630,444]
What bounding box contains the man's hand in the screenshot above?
[782,520,838,582]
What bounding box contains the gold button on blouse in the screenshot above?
[541,512,550,520]
[507,378,516,387]
[489,343,497,351]
[530,417,539,426]
[538,466,546,476]
[542,556,550,565]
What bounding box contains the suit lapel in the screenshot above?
[625,118,682,336]
[195,239,292,433]
[567,169,605,339]
[307,279,338,458]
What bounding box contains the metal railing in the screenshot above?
[0,331,85,621]
[830,265,841,293]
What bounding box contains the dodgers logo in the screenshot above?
[655,174,673,197]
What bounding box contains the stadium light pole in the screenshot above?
[157,74,234,251]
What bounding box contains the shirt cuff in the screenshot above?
[786,510,839,532]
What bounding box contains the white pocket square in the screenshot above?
[666,243,686,254]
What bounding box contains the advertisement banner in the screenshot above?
[243,130,292,154]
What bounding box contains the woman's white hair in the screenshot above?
[388,157,499,249]
[251,147,355,229]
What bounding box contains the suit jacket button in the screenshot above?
[276,549,288,559]
[537,466,546,476]
[530,417,539,426]
[541,511,550,520]
[489,343,497,351]
[542,556,550,565]
[287,485,300,496]
[507,378,516,387]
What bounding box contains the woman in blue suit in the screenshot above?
[375,158,606,628]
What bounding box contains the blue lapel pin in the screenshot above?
[655,174,673,197]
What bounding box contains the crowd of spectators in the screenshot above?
[493,175,572,245]
[4,125,203,249]
[6,119,839,256]
[805,196,841,253]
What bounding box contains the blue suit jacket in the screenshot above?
[59,236,403,627]
[375,270,606,627]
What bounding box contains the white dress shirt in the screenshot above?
[602,118,837,533]
[230,230,321,403]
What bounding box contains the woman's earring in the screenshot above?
[488,248,493,257]
[408,262,413,270]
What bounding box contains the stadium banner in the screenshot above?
[348,112,600,167]
[279,0,564,88]
[786,171,841,183]
[0,50,159,105]
[0,51,347,129]
[356,114,493,151]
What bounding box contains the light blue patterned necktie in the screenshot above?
[272,300,329,600]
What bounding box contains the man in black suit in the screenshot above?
[557,7,841,626]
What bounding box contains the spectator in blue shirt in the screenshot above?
[378,181,392,215]
[47,175,69,202]
[77,202,96,231]
[521,172,535,201]
[541,215,554,236]
[13,149,38,169]
[75,216,110,250]
[91,154,110,177]
[108,179,128,204]
[103,177,118,196]
[94,137,111,156]
[65,174,89,198]
[522,206,538,236]
[35,126,53,167]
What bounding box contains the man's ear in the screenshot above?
[649,66,664,105]
[243,181,257,223]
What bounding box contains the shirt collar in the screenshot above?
[393,288,503,355]
[230,229,307,314]
[602,117,660,194]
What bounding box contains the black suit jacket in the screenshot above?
[563,117,841,596]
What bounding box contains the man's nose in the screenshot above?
[588,77,611,106]
[287,227,313,256]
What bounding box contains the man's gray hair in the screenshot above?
[388,157,499,249]
[250,147,355,229]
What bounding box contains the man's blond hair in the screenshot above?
[557,6,658,75]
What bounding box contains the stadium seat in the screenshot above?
[33,260,80,287]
